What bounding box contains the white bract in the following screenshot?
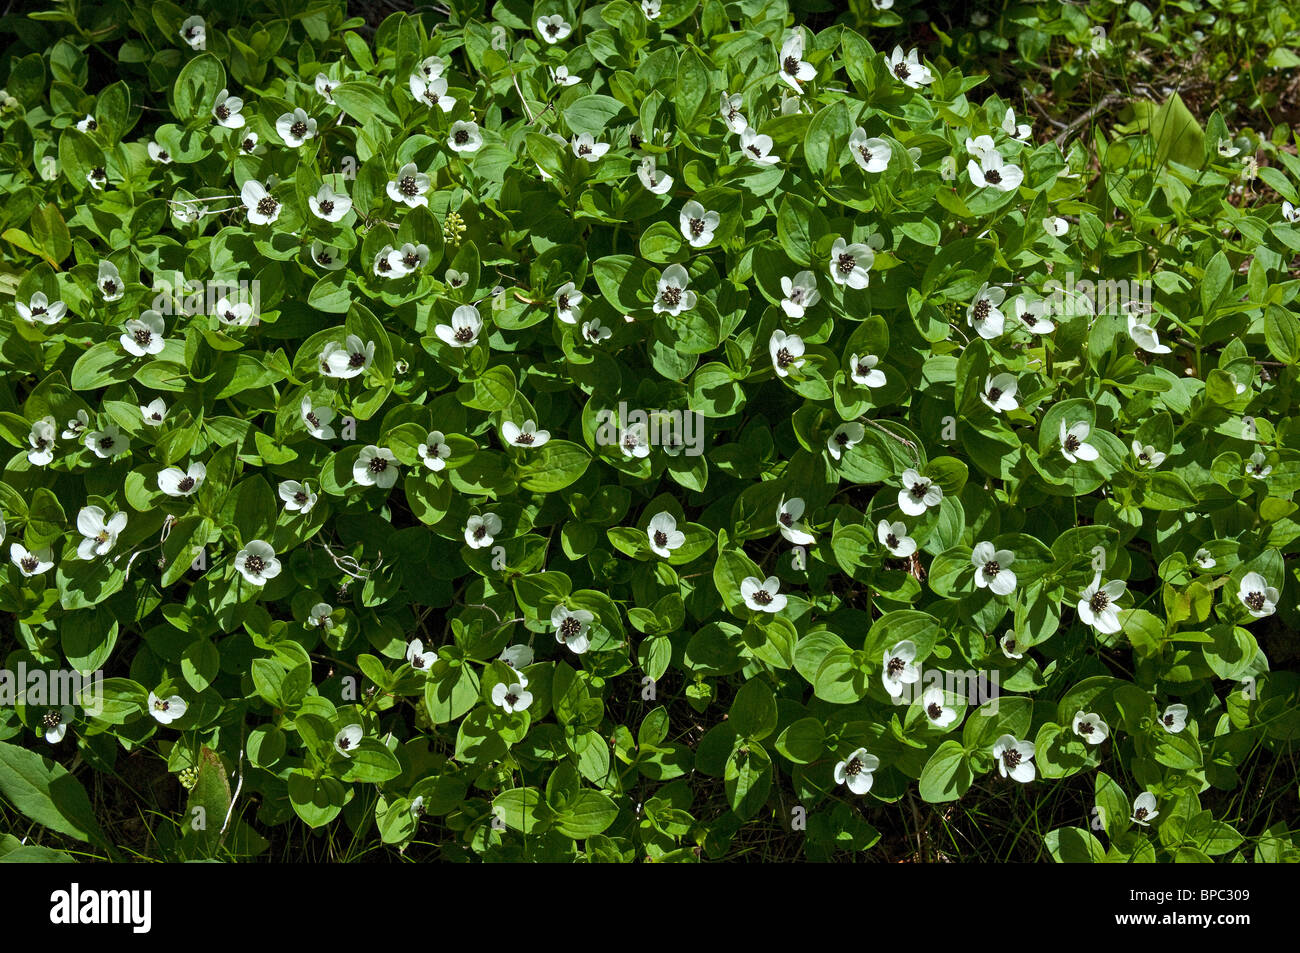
[898,469,942,516]
[848,127,891,172]
[921,685,958,728]
[537,14,572,43]
[279,480,318,515]
[309,184,351,222]
[492,680,533,713]
[833,748,879,795]
[158,462,206,497]
[848,353,886,388]
[680,200,719,247]
[1131,441,1167,468]
[882,640,920,697]
[972,541,1017,596]
[1078,574,1126,633]
[502,419,551,449]
[829,236,874,289]
[1131,792,1159,826]
[75,506,126,560]
[779,271,820,317]
[877,520,916,558]
[121,310,166,356]
[16,292,66,325]
[776,498,815,546]
[571,132,610,162]
[967,150,1023,191]
[418,431,451,471]
[647,512,685,558]
[888,46,933,87]
[85,425,127,459]
[321,334,375,378]
[242,179,280,225]
[740,575,787,613]
[334,724,363,757]
[406,639,436,673]
[1238,572,1279,618]
[353,445,399,489]
[637,157,673,194]
[180,15,206,49]
[769,329,806,378]
[1059,420,1099,463]
[11,543,54,577]
[654,264,696,315]
[410,74,454,111]
[98,261,123,301]
[448,121,483,153]
[827,422,864,461]
[1160,704,1188,734]
[275,107,317,147]
[212,88,245,127]
[980,373,1019,413]
[464,513,501,549]
[993,734,1036,782]
[300,397,336,439]
[387,162,431,206]
[234,540,281,586]
[148,692,187,725]
[1072,710,1110,745]
[967,283,1006,339]
[777,32,815,92]
[554,282,583,324]
[739,127,779,166]
[27,417,56,466]
[552,605,594,654]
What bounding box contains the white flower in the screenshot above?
[353,445,398,489]
[582,318,612,344]
[435,305,483,347]
[16,292,67,326]
[550,65,581,86]
[1000,630,1024,659]
[777,32,815,92]
[965,135,998,158]
[1072,710,1110,745]
[967,150,1024,191]
[848,353,886,389]
[888,46,933,88]
[939,155,957,181]
[86,166,107,190]
[776,497,815,546]
[158,461,206,497]
[309,603,333,627]
[314,73,336,104]
[311,241,346,270]
[972,541,1017,596]
[502,419,550,449]
[899,468,942,516]
[418,431,451,471]
[769,329,806,378]
[741,575,787,613]
[98,261,123,301]
[464,513,502,549]
[500,644,534,672]
[1001,108,1031,140]
[321,334,375,378]
[552,604,594,654]
[1193,548,1216,570]
[387,162,431,207]
[1217,138,1241,159]
[848,127,891,173]
[1043,216,1069,237]
[554,282,583,324]
[234,539,281,586]
[1078,574,1126,633]
[417,55,446,80]
[1059,420,1099,464]
[275,107,317,147]
[619,422,650,459]
[444,269,468,289]
[637,156,673,193]
[241,179,280,225]
[571,132,610,162]
[1283,201,1300,224]
[76,505,127,560]
[829,236,874,289]
[882,640,920,697]
[833,747,879,795]
[993,734,1036,782]
[1160,704,1188,734]
[406,638,436,673]
[537,14,572,43]
[877,520,916,558]
[179,15,206,49]
[300,396,336,439]
[84,424,127,459]
[239,131,260,154]
[76,114,98,133]
[779,271,820,318]
[309,183,352,222]
[1126,313,1172,354]
[448,121,483,154]
[1131,440,1166,468]
[654,264,696,315]
[980,373,1018,413]
[121,309,166,357]
[334,724,362,757]
[11,543,54,577]
[492,680,533,713]
[739,127,780,166]
[720,92,748,133]
[680,200,719,247]
[646,512,685,558]
[1011,294,1054,334]
[1238,572,1279,618]
[212,88,245,128]
[410,73,455,111]
[148,692,187,725]
[967,283,1006,339]
[388,242,430,275]
[26,413,56,465]
[279,480,317,514]
[827,422,864,461]
[1131,792,1159,826]
[374,244,404,278]
[921,685,957,728]
[61,410,89,441]
[42,706,73,744]
[642,0,661,19]
[1246,450,1271,479]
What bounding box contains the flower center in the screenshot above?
[21,556,38,572]
[1078,721,1094,735]
[368,457,388,473]
[1002,748,1021,768]
[886,533,899,548]
[134,328,152,346]
[653,530,668,548]
[177,476,195,492]
[779,512,794,527]
[660,285,682,307]
[1064,434,1081,452]
[985,168,1002,184]
[348,351,367,367]
[399,175,419,195]
[983,560,1000,578]
[857,146,872,163]
[887,656,905,677]
[689,217,704,237]
[515,432,535,445]
[559,617,581,637]
[630,133,642,148]
[844,757,862,776]
[973,299,990,322]
[473,525,487,539]
[751,588,773,606]
[1245,591,1266,611]
[1134,807,1148,820]
[290,120,307,138]
[242,137,255,151]
[856,362,871,377]
[215,104,230,120]
[783,55,800,76]
[256,196,278,216]
[337,736,351,750]
[909,480,929,499]
[245,555,265,574]
[893,62,910,79]
[454,130,469,145]
[1163,714,1175,726]
[1090,591,1110,612]
[927,703,942,720]
[319,199,334,215]
[43,710,61,728]
[987,387,1002,402]
[454,325,475,343]
[836,253,856,275]
[776,347,794,368]
[294,491,307,504]
[98,436,114,450]
[306,412,321,428]
[102,279,117,295]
